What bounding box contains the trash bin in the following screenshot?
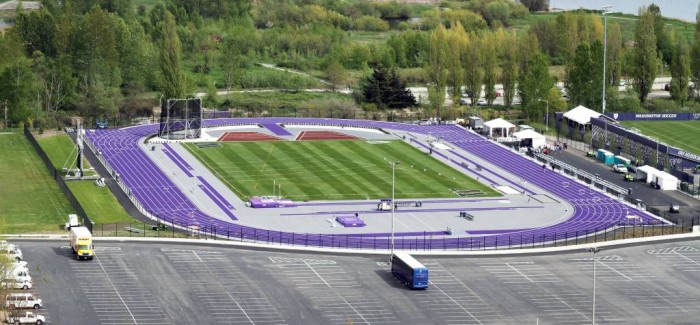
[681,182,689,191]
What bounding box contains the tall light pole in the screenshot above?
[538,99,549,132]
[602,5,612,149]
[588,247,601,325]
[390,161,400,264]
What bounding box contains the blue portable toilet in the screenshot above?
[597,149,607,161]
[603,152,615,165]
[614,155,631,167]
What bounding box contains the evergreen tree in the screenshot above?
[159,11,186,99]
[633,7,658,104]
[361,64,415,109]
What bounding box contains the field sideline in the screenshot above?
[184,140,499,201]
[620,121,700,155]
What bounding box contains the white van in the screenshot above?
[3,265,31,282]
[5,293,42,309]
[0,247,23,261]
[0,277,32,290]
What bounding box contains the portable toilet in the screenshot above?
[603,152,615,165]
[597,149,607,161]
[614,155,631,167]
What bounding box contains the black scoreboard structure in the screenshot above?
[158,98,202,140]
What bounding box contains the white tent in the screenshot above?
[563,105,601,126]
[483,118,515,138]
[651,171,679,190]
[636,165,659,183]
[513,129,546,148]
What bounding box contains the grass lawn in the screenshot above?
[35,134,89,170]
[620,121,700,155]
[35,133,135,225]
[184,140,500,201]
[0,133,73,233]
[66,182,134,224]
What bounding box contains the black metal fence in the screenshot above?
[90,220,694,251]
[23,127,93,232]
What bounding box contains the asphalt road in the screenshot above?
[548,148,700,223]
[14,239,700,325]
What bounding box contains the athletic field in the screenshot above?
[184,140,499,201]
[620,121,700,155]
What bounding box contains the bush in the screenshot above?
[354,15,390,32]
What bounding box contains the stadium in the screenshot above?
[81,107,668,251]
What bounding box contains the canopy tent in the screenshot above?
[483,118,515,138]
[651,171,679,190]
[563,105,601,125]
[636,165,660,183]
[513,129,546,148]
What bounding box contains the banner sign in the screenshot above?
[606,112,700,121]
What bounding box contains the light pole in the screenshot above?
[602,5,612,148]
[588,247,601,325]
[538,99,549,132]
[390,161,400,264]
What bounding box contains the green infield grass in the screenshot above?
[0,133,73,233]
[184,140,500,201]
[620,121,700,155]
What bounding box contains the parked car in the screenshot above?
[477,98,487,106]
[0,278,32,290]
[5,312,45,324]
[613,164,628,173]
[5,293,42,309]
[459,97,469,105]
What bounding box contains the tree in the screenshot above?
[670,39,690,103]
[605,23,623,88]
[32,53,77,123]
[648,4,671,65]
[427,25,449,118]
[500,32,518,107]
[361,64,415,109]
[445,22,467,104]
[632,7,659,104]
[159,11,187,99]
[519,53,554,121]
[519,0,549,12]
[566,41,604,110]
[325,60,347,92]
[691,4,700,99]
[0,58,37,126]
[482,34,498,106]
[463,34,483,107]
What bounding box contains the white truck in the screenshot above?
[5,312,45,324]
[69,226,94,260]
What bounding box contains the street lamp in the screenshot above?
[390,161,400,264]
[538,99,549,132]
[588,247,601,325]
[602,5,613,148]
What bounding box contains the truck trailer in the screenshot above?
[69,227,94,260]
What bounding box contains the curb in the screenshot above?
[4,231,699,257]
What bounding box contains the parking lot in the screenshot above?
[13,239,700,324]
